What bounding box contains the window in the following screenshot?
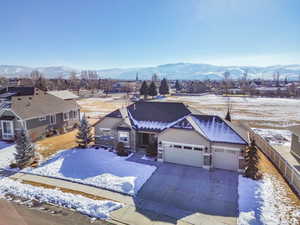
[183,146,193,150]
[194,147,203,151]
[174,145,182,149]
[39,116,46,121]
[118,131,129,145]
[50,115,56,125]
[1,120,14,140]
[2,121,12,134]
[73,110,77,120]
[100,128,111,136]
[63,112,69,121]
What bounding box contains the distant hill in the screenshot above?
[1,63,300,80]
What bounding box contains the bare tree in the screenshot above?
[223,71,231,95]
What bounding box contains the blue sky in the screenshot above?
[0,0,300,69]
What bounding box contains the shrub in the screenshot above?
[116,142,129,156]
[9,163,18,169]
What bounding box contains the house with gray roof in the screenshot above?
[0,87,80,141]
[95,101,249,172]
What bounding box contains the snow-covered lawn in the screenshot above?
[252,128,291,147]
[238,175,300,225]
[23,148,157,196]
[0,144,16,169]
[0,177,122,219]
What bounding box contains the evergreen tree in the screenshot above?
[159,78,169,95]
[148,81,157,98]
[14,126,35,169]
[175,80,181,92]
[139,81,148,99]
[244,140,260,180]
[225,109,231,121]
[225,98,232,121]
[76,114,93,148]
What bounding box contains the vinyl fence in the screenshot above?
[238,122,300,196]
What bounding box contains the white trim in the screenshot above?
[211,146,241,152]
[161,141,205,148]
[1,120,14,140]
[118,131,130,147]
[39,116,46,121]
[203,165,211,170]
[0,108,22,120]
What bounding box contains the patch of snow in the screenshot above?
[0,141,13,150]
[23,148,156,196]
[252,128,291,147]
[238,174,300,225]
[0,144,16,169]
[0,177,122,219]
[141,155,156,161]
[128,110,185,131]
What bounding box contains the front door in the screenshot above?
[1,120,14,140]
[142,133,149,146]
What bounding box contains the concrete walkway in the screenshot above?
[8,171,234,225]
[10,173,134,204]
[9,173,197,225]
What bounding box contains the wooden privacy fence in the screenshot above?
[238,122,300,197]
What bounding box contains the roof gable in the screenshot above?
[172,118,193,130]
[106,109,122,118]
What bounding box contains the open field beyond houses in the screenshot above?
[78,94,300,129]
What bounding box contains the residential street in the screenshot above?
[0,199,112,225]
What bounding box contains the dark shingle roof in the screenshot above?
[0,87,35,96]
[127,102,191,123]
[106,109,122,118]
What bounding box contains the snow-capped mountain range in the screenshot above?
[0,63,300,80]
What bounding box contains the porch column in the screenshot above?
[203,147,212,170]
[238,149,246,173]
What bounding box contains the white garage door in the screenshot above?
[213,148,238,171]
[164,143,203,167]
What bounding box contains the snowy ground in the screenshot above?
[78,94,300,128]
[0,143,16,169]
[167,95,300,128]
[252,128,292,147]
[23,148,157,196]
[238,175,300,225]
[0,177,122,220]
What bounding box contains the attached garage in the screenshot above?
[212,147,239,171]
[163,142,203,167]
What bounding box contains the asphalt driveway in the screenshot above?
[129,154,239,225]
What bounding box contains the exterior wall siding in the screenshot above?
[158,128,210,146]
[291,134,300,159]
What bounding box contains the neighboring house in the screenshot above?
[0,87,80,141]
[95,101,248,172]
[288,125,300,160]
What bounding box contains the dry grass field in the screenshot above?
[258,150,300,212]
